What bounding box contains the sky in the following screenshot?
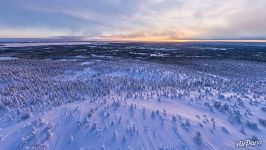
[0,0,266,41]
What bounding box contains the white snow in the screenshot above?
[0,56,18,61]
[0,59,265,150]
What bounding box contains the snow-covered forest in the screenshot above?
[0,43,266,150]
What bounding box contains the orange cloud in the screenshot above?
[100,30,197,42]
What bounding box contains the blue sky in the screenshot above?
[1,0,266,41]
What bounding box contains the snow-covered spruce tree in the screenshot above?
[101,144,105,150]
[240,124,246,134]
[142,107,146,119]
[213,101,221,110]
[118,115,122,124]
[244,109,252,116]
[157,97,161,103]
[46,128,53,140]
[152,130,156,138]
[91,122,99,134]
[31,127,38,138]
[260,107,266,112]
[161,116,166,126]
[181,118,190,130]
[163,109,167,116]
[228,110,242,123]
[172,115,177,123]
[129,104,134,116]
[110,119,115,127]
[245,120,258,130]
[221,126,229,133]
[259,118,266,127]
[151,110,156,119]
[156,110,160,116]
[76,120,82,129]
[221,103,229,111]
[69,134,74,144]
[211,118,216,130]
[19,137,26,148]
[193,131,202,144]
[113,130,118,140]
[0,135,3,142]
[122,135,126,143]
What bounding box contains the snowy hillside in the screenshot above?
[0,43,266,150]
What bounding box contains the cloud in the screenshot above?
[0,0,266,40]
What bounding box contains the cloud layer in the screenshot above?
[0,0,266,40]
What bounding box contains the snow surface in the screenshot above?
[0,56,18,61]
[0,58,265,150]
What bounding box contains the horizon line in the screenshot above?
[0,37,266,43]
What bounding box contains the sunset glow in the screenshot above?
[1,0,266,41]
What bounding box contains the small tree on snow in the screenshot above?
[193,131,202,144]
[69,134,74,144]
